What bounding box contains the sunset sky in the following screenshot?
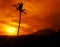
[0,0,60,36]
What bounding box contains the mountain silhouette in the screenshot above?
[30,28,56,36]
[0,28,59,47]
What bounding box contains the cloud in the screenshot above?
[0,0,60,35]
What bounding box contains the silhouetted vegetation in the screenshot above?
[12,2,26,37]
[0,28,60,47]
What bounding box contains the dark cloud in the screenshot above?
[44,13,60,31]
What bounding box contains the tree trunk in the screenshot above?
[17,12,21,37]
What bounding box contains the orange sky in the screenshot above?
[0,0,60,36]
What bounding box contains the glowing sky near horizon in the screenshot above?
[0,0,60,35]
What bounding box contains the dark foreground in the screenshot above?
[0,32,60,47]
[0,28,60,47]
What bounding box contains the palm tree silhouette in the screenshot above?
[12,2,26,37]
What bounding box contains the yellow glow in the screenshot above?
[7,27,16,35]
[5,25,17,35]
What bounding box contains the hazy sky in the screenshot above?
[0,0,60,35]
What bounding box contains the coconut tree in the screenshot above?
[12,2,26,37]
